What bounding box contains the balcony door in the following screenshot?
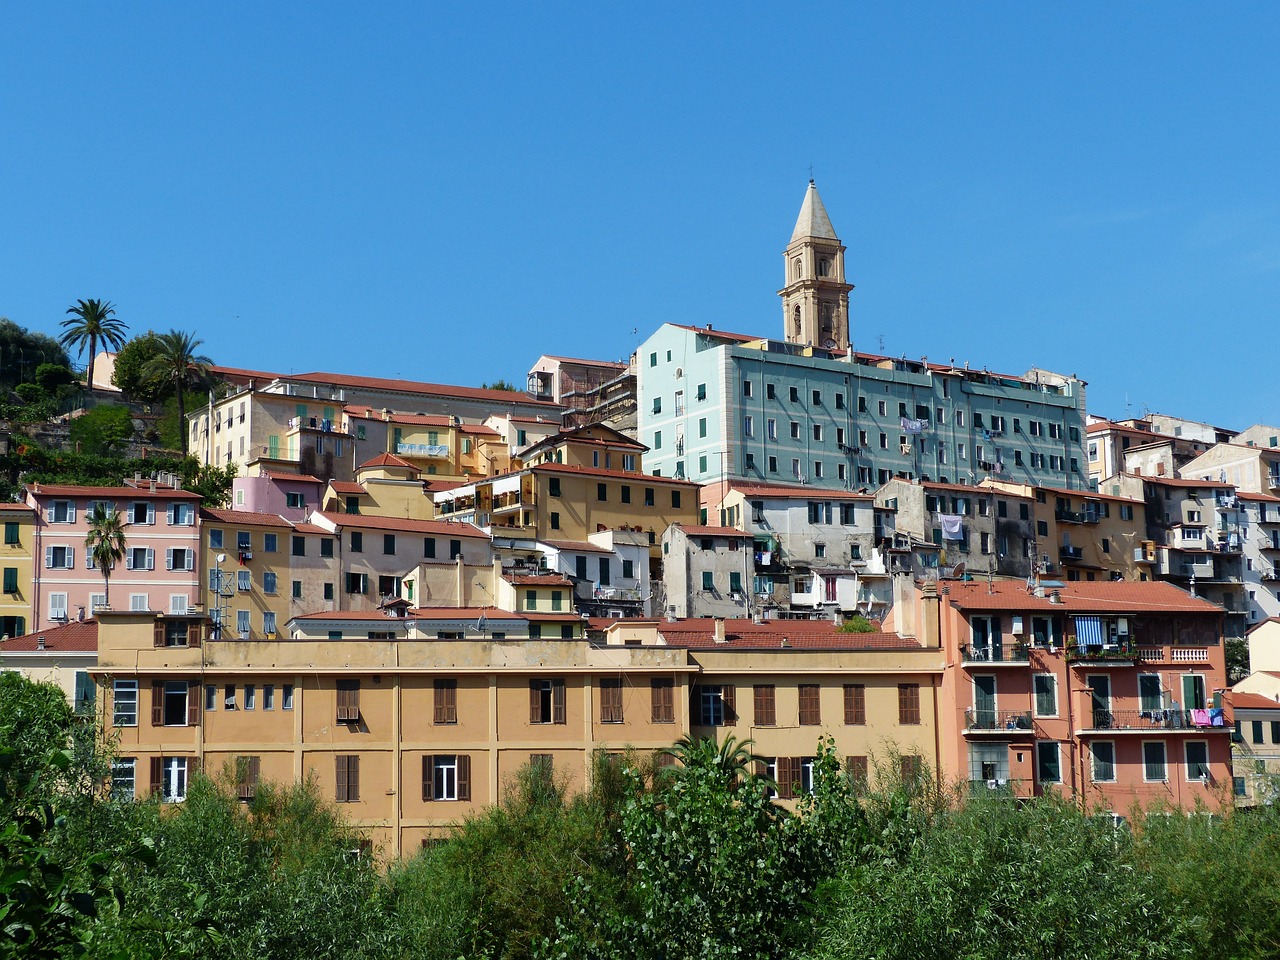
[1087,675,1111,728]
[973,675,996,727]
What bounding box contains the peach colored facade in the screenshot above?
[25,480,203,630]
[911,578,1234,814]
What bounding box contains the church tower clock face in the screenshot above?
[779,180,854,351]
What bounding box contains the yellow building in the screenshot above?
[341,407,511,483]
[93,606,944,858]
[1,503,36,639]
[199,509,296,640]
[983,480,1150,581]
[321,453,438,520]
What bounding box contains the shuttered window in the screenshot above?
[599,679,623,723]
[845,755,869,786]
[337,680,360,722]
[898,684,921,725]
[433,679,457,724]
[335,755,360,802]
[237,756,261,799]
[844,684,866,725]
[775,756,797,800]
[753,685,776,726]
[798,684,821,725]
[422,754,471,801]
[530,679,566,724]
[900,755,921,784]
[651,678,674,723]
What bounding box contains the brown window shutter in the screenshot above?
[434,679,456,724]
[187,682,200,726]
[153,619,165,647]
[150,756,163,797]
[422,755,435,801]
[189,755,201,778]
[457,754,471,801]
[529,680,542,724]
[846,755,868,785]
[652,678,673,723]
[189,620,202,648]
[336,680,360,722]
[551,679,566,724]
[799,684,820,725]
[336,755,349,803]
[151,682,164,726]
[898,683,920,725]
[777,757,794,800]
[753,685,775,726]
[721,684,736,725]
[349,755,360,801]
[601,679,622,723]
[844,684,866,725]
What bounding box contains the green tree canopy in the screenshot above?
[111,331,170,402]
[143,331,211,455]
[68,405,135,457]
[0,318,69,391]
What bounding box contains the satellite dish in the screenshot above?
[950,561,967,580]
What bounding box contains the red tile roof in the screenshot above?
[507,574,574,586]
[292,523,333,535]
[540,539,616,555]
[656,618,920,651]
[458,424,501,436]
[284,371,564,409]
[676,525,750,538]
[411,607,525,621]
[1130,474,1234,489]
[343,405,453,427]
[922,480,1022,497]
[359,452,419,471]
[261,471,324,484]
[727,480,872,501]
[0,503,34,513]
[1,618,98,652]
[943,579,1222,614]
[1229,691,1280,711]
[327,481,366,495]
[315,511,487,537]
[530,463,700,486]
[209,363,283,382]
[26,484,201,500]
[200,508,294,528]
[669,323,761,343]
[1025,484,1142,505]
[539,355,629,369]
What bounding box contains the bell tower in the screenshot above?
[778,180,853,350]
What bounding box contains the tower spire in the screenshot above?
[779,181,853,349]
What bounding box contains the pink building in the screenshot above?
[893,578,1233,815]
[25,478,203,629]
[231,470,325,523]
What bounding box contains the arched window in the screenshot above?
[793,258,802,279]
[818,258,831,277]
[792,305,802,336]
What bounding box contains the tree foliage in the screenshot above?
[0,319,69,392]
[60,300,128,389]
[68,405,135,457]
[110,332,170,402]
[142,331,211,455]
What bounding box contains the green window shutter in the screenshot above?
[2,568,17,593]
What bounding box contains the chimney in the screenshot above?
[1049,590,1063,605]
[713,617,727,643]
[36,636,45,650]
[919,578,941,649]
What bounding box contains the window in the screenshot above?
[1036,742,1061,784]
[4,522,21,545]
[263,571,277,594]
[1252,720,1264,744]
[812,424,823,442]
[345,572,368,594]
[798,684,821,725]
[292,536,306,556]
[153,680,197,727]
[530,679,566,724]
[237,570,252,592]
[742,379,752,397]
[45,545,74,569]
[812,389,822,406]
[1033,674,1058,717]
[282,684,294,710]
[351,531,363,552]
[1185,741,1210,781]
[337,680,363,727]
[600,678,624,723]
[1143,741,1168,782]
[423,754,471,801]
[204,684,216,711]
[790,421,800,440]
[113,680,138,726]
[3,567,17,593]
[434,679,457,724]
[235,756,261,800]
[1091,742,1116,782]
[323,583,334,600]
[651,678,674,722]
[111,758,135,801]
[671,490,681,508]
[702,571,714,592]
[844,684,866,725]
[157,756,188,803]
[264,684,275,710]
[244,684,256,710]
[224,683,237,710]
[753,684,776,726]
[335,755,360,802]
[597,482,608,502]
[789,386,800,402]
[696,684,735,726]
[898,684,921,724]
[1138,674,1162,712]
[450,539,462,560]
[383,533,396,555]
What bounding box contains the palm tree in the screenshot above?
[145,330,212,455]
[663,733,759,790]
[84,503,126,611]
[60,299,128,388]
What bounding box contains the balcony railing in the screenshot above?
[964,709,1034,732]
[1067,643,1137,664]
[1085,708,1225,731]
[960,643,1030,664]
[396,442,449,459]
[1059,545,1084,562]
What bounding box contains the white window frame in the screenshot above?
[433,755,459,800]
[1184,740,1211,782]
[1036,741,1062,784]
[169,595,188,615]
[111,758,136,801]
[113,680,139,727]
[1032,673,1058,717]
[88,593,108,614]
[48,592,69,621]
[162,756,188,803]
[244,684,256,710]
[130,593,149,612]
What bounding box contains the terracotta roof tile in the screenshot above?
[530,463,700,486]
[0,503,34,513]
[507,574,575,586]
[285,371,564,409]
[359,452,419,471]
[728,480,872,501]
[1,618,98,652]
[327,481,366,494]
[200,508,294,528]
[343,405,453,427]
[675,525,750,538]
[1228,691,1280,711]
[540,539,616,555]
[658,618,920,651]
[943,579,1222,614]
[27,484,201,500]
[539,355,629,369]
[315,511,486,537]
[262,471,324,484]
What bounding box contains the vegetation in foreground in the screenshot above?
[3,672,1280,959]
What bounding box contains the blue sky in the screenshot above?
[3,4,1279,429]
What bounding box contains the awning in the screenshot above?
[1074,615,1104,648]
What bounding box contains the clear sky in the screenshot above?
[3,4,1279,429]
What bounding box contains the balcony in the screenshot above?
[964,709,1034,734]
[1082,708,1227,732]
[396,442,449,459]
[1067,644,1137,666]
[1055,507,1101,525]
[1059,545,1084,562]
[960,643,1030,665]
[1262,538,1280,552]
